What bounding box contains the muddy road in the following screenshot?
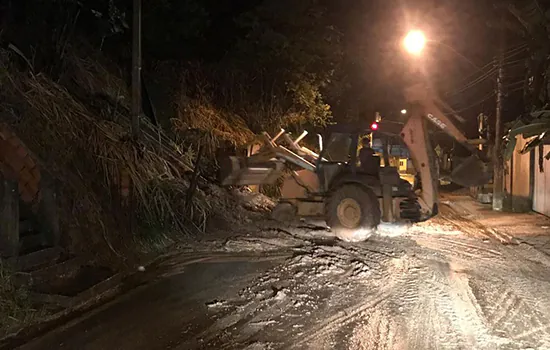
[18,207,550,350]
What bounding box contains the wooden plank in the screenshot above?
[282,134,302,153]
[0,176,19,257]
[261,132,276,148]
[272,146,316,171]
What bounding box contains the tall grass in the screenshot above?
[0,260,41,335]
[0,48,213,254]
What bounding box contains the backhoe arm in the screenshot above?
[401,110,440,218]
[401,84,491,219]
[404,84,481,155]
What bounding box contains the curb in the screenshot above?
[0,271,128,350]
[0,249,176,350]
[0,249,289,349]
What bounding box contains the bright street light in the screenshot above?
[401,109,407,115]
[402,29,482,71]
[403,30,426,56]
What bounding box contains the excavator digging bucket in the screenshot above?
[219,156,285,186]
[450,155,492,187]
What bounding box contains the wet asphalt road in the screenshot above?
[16,210,550,350]
[19,258,284,350]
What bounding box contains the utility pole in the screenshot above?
[127,0,142,237]
[131,0,142,140]
[492,40,504,211]
[477,113,486,152]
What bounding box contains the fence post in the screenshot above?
[0,175,19,257]
[40,173,60,247]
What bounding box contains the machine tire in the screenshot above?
[271,202,297,223]
[325,184,381,242]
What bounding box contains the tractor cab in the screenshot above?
[316,125,378,192]
[315,124,410,197]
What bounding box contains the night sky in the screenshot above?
[136,0,512,124]
[3,0,526,139]
[335,0,524,137]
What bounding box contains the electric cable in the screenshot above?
[450,91,496,114]
[444,43,528,97]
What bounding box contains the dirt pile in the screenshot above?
[0,45,257,256]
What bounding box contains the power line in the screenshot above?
[444,43,528,97]
[503,58,526,67]
[504,86,525,96]
[449,79,524,116]
[450,43,527,87]
[509,86,525,93]
[445,51,528,98]
[450,61,495,88]
[450,91,496,114]
[501,43,528,61]
[503,80,524,89]
[449,79,524,115]
[442,44,528,117]
[446,69,496,97]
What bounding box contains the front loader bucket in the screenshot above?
[219,156,285,186]
[450,155,492,187]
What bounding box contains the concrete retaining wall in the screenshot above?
[0,124,42,206]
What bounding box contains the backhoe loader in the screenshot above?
[219,83,492,241]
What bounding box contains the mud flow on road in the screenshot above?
[18,206,550,350]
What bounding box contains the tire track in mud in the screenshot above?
[346,308,405,350]
[432,236,503,257]
[343,260,421,350]
[186,215,550,350]
[289,254,423,349]
[381,258,491,350]
[414,238,509,271]
[292,290,392,349]
[414,210,550,349]
[469,275,550,348]
[431,263,507,348]
[321,254,528,350]
[413,224,550,348]
[192,241,405,349]
[294,255,481,349]
[436,203,517,244]
[284,242,417,349]
[337,233,549,349]
[214,247,533,349]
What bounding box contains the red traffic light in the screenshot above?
[371,122,378,130]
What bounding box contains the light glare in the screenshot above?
[404,30,426,55]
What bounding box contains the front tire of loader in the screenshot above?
[271,202,297,223]
[325,184,381,242]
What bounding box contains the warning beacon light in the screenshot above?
[370,122,378,130]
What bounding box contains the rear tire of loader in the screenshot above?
[325,184,380,242]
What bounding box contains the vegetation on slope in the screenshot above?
[0,0,349,257]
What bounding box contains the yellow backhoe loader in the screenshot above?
[219,84,492,240]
